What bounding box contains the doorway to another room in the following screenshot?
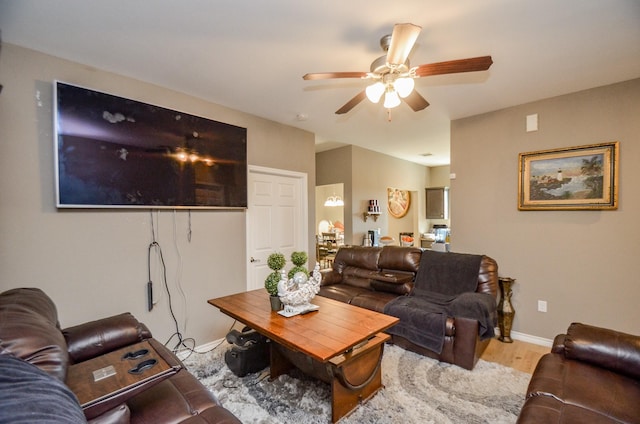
[315,183,345,269]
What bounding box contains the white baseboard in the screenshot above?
[175,337,225,361]
[495,328,553,347]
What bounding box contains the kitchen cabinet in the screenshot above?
[425,187,449,219]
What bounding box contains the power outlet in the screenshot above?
[537,300,547,313]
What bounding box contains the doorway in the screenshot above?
[315,183,345,237]
[246,166,308,291]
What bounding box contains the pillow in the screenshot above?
[0,354,87,423]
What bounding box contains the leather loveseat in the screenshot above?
[319,245,498,370]
[0,287,240,424]
[517,322,640,424]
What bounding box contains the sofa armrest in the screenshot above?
[447,292,497,340]
[550,333,566,354]
[320,269,342,286]
[564,322,640,380]
[63,313,152,364]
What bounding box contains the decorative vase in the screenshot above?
[498,277,515,343]
[269,295,282,311]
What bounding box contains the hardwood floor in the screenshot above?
[480,338,550,374]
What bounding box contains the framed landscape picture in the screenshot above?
[518,142,619,210]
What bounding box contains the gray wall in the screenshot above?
[451,78,640,340]
[0,44,315,346]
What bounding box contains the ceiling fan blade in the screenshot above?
[386,23,422,66]
[335,91,366,114]
[303,71,368,80]
[403,90,430,111]
[414,56,493,77]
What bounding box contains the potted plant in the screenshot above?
[265,252,286,311]
[288,251,309,279]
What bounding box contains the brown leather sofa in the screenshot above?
[0,287,240,424]
[319,245,498,370]
[517,322,640,424]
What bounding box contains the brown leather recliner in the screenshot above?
[319,245,498,370]
[517,322,640,423]
[0,287,240,424]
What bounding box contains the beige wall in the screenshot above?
[317,145,430,247]
[0,44,315,346]
[451,78,640,340]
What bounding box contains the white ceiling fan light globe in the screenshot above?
[365,82,385,103]
[394,77,415,98]
[383,89,401,109]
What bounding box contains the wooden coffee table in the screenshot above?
[208,289,399,422]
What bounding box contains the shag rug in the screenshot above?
[184,341,531,424]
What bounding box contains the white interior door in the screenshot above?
[247,166,308,291]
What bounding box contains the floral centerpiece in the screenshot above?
[278,251,321,316]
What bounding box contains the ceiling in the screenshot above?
[1,0,639,166]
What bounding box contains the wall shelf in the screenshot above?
[363,212,380,222]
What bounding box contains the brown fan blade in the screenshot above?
[335,91,366,115]
[414,56,493,77]
[386,23,422,66]
[403,90,430,112]
[302,71,368,80]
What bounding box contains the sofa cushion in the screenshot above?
[318,285,370,304]
[127,368,241,423]
[564,322,640,380]
[414,250,482,296]
[517,395,622,424]
[349,291,398,313]
[0,288,69,381]
[378,246,421,273]
[333,246,381,273]
[370,280,413,295]
[341,266,378,289]
[526,352,640,423]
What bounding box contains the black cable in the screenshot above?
[148,210,233,358]
[148,240,181,344]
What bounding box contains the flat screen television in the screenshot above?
[54,81,247,209]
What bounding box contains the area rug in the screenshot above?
[184,341,530,424]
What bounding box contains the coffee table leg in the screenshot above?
[329,338,386,423]
[269,342,293,380]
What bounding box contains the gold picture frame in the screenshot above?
[387,188,411,218]
[518,141,619,211]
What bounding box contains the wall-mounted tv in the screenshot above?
[54,81,247,209]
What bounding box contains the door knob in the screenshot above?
[250,257,260,263]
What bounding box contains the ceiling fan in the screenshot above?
[302,23,493,115]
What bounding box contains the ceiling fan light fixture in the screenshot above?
[365,82,385,103]
[383,88,401,109]
[394,77,415,98]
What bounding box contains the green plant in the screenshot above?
[265,252,286,296]
[290,251,308,266]
[264,271,281,296]
[288,251,309,279]
[267,252,286,271]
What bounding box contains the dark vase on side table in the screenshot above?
[498,277,515,343]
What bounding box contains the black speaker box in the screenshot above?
[224,329,270,377]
